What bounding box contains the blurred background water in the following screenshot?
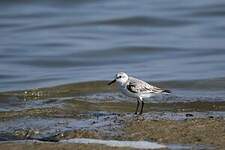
[0,0,225,97]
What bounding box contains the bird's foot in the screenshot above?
[133,115,144,121]
[134,112,143,115]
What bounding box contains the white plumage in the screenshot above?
[108,72,171,115]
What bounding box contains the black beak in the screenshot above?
[108,79,116,85]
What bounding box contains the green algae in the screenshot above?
[0,81,115,100]
[66,99,225,113]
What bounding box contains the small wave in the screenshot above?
[157,77,225,91]
[81,16,192,27]
[2,78,225,102]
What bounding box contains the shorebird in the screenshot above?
[108,72,171,115]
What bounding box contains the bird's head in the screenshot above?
[108,72,128,86]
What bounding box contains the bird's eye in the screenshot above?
[117,76,122,79]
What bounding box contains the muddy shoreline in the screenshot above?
[0,83,225,149]
[0,111,225,149]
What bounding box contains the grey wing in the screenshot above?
[127,77,163,94]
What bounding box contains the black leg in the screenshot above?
[139,101,144,115]
[134,100,140,114]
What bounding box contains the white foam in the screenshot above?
[60,138,166,149]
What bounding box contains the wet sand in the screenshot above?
[0,113,225,149]
[123,118,225,149]
[0,142,133,150]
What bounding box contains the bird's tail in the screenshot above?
[162,89,171,94]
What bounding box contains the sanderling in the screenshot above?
[108,72,171,115]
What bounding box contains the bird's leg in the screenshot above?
[139,98,144,115]
[134,99,140,114]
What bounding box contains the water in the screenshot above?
[0,0,225,93]
[0,1,225,147]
